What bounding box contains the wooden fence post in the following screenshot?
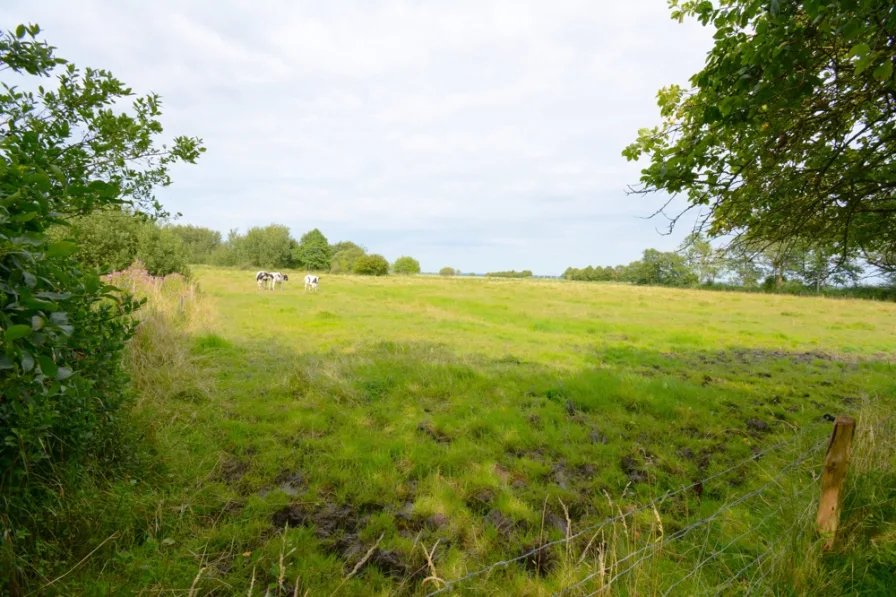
[816,415,856,551]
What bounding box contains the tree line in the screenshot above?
[485,269,533,278]
[54,209,426,277]
[562,233,893,296]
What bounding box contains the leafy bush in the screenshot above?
[331,247,366,273]
[354,254,389,276]
[167,224,221,264]
[0,23,202,513]
[439,267,457,276]
[233,224,294,269]
[392,256,421,275]
[51,209,190,276]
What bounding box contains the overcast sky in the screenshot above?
[3,1,714,274]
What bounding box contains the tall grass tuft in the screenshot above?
[0,261,215,594]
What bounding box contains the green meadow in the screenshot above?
[55,268,896,595]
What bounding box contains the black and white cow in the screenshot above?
[256,271,272,290]
[270,272,288,290]
[304,274,319,291]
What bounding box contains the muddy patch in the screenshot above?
[519,542,558,575]
[745,418,770,433]
[417,421,451,444]
[217,457,249,484]
[484,509,515,538]
[271,501,418,579]
[259,470,306,497]
[620,455,648,483]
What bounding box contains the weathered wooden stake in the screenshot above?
[816,414,855,551]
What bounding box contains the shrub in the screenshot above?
[331,247,366,274]
[440,267,457,276]
[235,224,295,269]
[354,254,390,276]
[53,209,191,276]
[393,256,421,275]
[0,24,202,514]
[167,224,222,264]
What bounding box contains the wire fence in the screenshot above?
[423,414,892,596]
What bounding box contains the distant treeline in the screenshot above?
[55,209,423,277]
[564,233,896,299]
[485,270,533,278]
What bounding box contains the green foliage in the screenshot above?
[485,270,533,278]
[439,266,457,276]
[353,253,389,276]
[625,249,698,286]
[392,255,421,275]
[233,224,294,269]
[625,0,896,272]
[680,233,725,284]
[294,228,331,271]
[564,265,617,281]
[167,224,221,264]
[53,209,190,276]
[135,223,189,277]
[331,246,366,274]
[330,240,365,255]
[0,22,202,512]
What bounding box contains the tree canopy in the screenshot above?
[624,0,896,271]
[295,228,331,271]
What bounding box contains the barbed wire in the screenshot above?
[560,438,826,597]
[424,423,824,597]
[661,478,816,596]
[706,493,817,597]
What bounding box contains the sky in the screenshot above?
[2,1,715,274]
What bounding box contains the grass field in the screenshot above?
[51,268,896,595]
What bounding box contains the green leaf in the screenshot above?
[5,324,33,342]
[32,316,44,331]
[15,24,26,38]
[38,356,58,378]
[841,20,862,41]
[23,271,37,289]
[47,241,78,258]
[850,43,871,58]
[56,367,73,381]
[873,60,893,82]
[855,54,874,75]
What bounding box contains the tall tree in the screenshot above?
[624,0,896,272]
[295,228,331,271]
[238,225,294,268]
[680,232,725,284]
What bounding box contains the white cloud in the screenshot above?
[2,0,713,273]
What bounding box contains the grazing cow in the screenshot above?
[304,274,319,291]
[270,272,288,290]
[256,271,272,290]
